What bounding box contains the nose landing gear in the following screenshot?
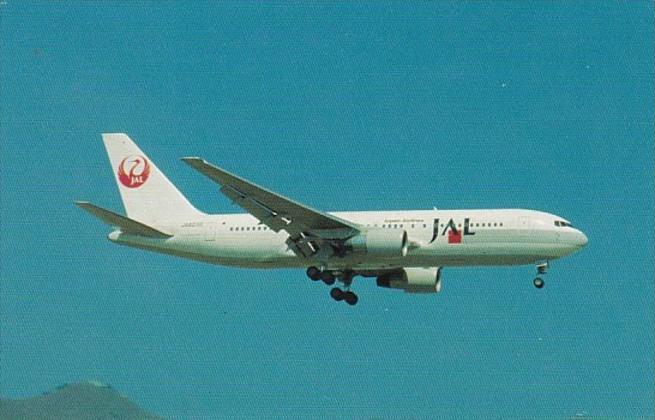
[533,262,548,289]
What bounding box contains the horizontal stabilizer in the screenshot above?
[75,201,172,238]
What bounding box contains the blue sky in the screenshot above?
[1,1,653,418]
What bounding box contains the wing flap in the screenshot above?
[285,233,318,258]
[75,201,172,239]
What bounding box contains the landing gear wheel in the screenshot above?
[321,271,336,285]
[330,287,344,301]
[533,277,545,289]
[306,266,321,281]
[343,291,359,306]
[307,266,320,281]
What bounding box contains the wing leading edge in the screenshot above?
[181,157,360,257]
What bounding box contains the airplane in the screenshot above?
[76,133,588,306]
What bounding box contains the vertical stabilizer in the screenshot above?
[102,133,204,225]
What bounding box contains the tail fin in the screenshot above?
[102,133,204,225]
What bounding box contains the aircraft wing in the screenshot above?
[181,157,360,257]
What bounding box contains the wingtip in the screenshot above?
[181,157,205,164]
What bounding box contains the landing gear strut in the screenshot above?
[335,270,358,305]
[533,262,548,289]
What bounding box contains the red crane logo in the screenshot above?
[117,155,151,188]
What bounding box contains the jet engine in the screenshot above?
[376,267,442,294]
[345,229,409,257]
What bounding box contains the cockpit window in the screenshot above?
[555,220,573,227]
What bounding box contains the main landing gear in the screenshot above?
[306,266,335,285]
[306,266,358,305]
[330,287,358,306]
[533,262,548,289]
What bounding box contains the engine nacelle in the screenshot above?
[376,267,442,294]
[345,229,409,257]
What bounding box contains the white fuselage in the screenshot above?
[108,208,588,271]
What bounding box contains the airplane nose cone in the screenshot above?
[575,230,588,248]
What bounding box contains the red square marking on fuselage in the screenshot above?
[448,230,462,244]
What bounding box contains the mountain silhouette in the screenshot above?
[0,381,160,419]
